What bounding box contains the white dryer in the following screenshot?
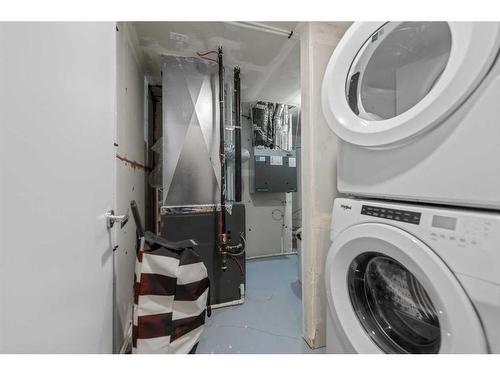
[326,197,500,354]
[322,22,500,209]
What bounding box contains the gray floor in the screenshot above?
[197,255,325,354]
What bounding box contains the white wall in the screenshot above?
[240,103,293,258]
[113,22,146,352]
[300,22,351,349]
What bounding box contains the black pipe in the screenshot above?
[234,67,242,202]
[218,47,225,228]
[217,47,228,270]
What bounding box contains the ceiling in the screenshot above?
[131,22,301,105]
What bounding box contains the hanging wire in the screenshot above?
[230,255,244,276]
[196,50,218,63]
[197,50,218,56]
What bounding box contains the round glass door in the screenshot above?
[347,22,452,121]
[326,222,488,353]
[347,252,441,353]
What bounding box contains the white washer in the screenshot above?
[326,197,500,354]
[322,22,500,209]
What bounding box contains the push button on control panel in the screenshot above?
[361,205,421,225]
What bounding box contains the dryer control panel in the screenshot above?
[361,204,421,225]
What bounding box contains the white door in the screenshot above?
[322,22,500,147]
[0,22,116,353]
[325,223,488,353]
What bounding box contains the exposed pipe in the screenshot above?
[217,46,228,271]
[225,22,297,39]
[225,233,246,256]
[234,67,242,202]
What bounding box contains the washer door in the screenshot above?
[322,22,500,147]
[325,223,488,353]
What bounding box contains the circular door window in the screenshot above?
[348,252,441,353]
[347,22,452,121]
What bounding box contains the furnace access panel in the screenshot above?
[251,149,297,193]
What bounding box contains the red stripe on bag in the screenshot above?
[137,313,173,339]
[139,273,177,296]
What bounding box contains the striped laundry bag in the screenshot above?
[132,231,211,354]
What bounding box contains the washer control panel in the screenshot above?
[429,216,495,248]
[361,205,421,225]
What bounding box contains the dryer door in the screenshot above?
[322,22,500,147]
[325,223,487,353]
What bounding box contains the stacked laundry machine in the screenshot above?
[322,22,500,354]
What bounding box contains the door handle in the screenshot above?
[106,209,129,229]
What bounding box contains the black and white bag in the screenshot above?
[130,202,211,354]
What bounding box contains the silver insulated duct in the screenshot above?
[161,56,221,206]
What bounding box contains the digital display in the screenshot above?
[361,205,421,225]
[432,215,457,231]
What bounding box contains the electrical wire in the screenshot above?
[199,56,218,63]
[230,255,244,276]
[197,50,218,57]
[273,144,294,155]
[196,50,218,63]
[226,247,245,256]
[225,234,246,256]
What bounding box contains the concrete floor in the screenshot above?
[197,255,325,354]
